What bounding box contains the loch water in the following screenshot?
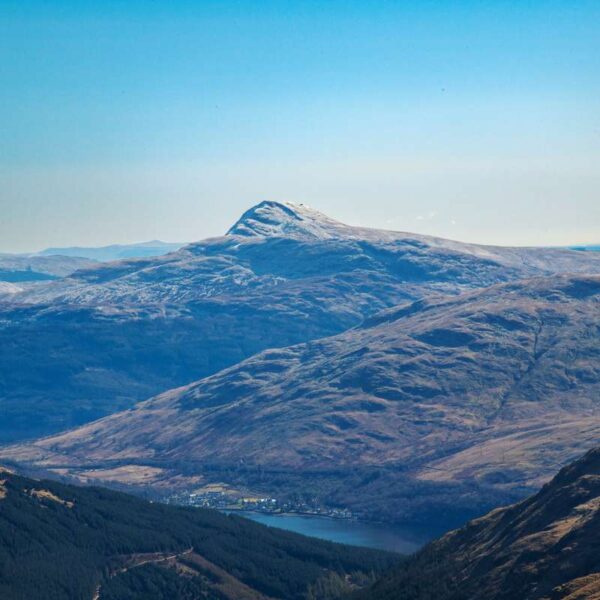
[229,511,434,553]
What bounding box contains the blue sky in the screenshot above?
[1,1,599,251]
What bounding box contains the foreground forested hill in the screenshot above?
[0,467,393,600]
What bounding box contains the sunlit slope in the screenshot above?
[6,273,599,524]
[4,201,599,442]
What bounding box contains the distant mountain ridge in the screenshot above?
[1,201,599,451]
[0,253,96,283]
[11,201,600,307]
[38,240,185,262]
[0,240,183,285]
[571,244,600,252]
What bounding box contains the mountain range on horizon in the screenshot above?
[570,245,600,252]
[0,206,596,286]
[2,201,600,443]
[0,253,96,283]
[1,200,599,531]
[37,239,186,262]
[0,241,185,287]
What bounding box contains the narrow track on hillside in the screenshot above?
[93,547,193,599]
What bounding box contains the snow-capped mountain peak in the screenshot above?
[226,200,347,239]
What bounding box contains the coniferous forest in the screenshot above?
[0,470,394,600]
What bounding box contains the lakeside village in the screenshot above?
[165,488,354,520]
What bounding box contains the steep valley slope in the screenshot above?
[3,201,600,443]
[357,446,600,600]
[0,466,392,600]
[5,273,599,526]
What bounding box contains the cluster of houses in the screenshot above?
[166,489,354,519]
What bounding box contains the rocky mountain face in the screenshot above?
[6,272,599,526]
[0,467,391,600]
[4,201,599,443]
[357,446,600,600]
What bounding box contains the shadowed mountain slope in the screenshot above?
[357,446,600,600]
[3,201,599,443]
[0,466,392,600]
[6,273,599,525]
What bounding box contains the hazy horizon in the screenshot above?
[2,1,599,252]
[2,198,600,255]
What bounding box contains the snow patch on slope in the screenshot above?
[226,201,348,240]
[0,282,21,296]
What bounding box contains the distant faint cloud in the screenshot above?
[416,211,438,221]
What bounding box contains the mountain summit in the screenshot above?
[1,201,600,445]
[226,200,348,239]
